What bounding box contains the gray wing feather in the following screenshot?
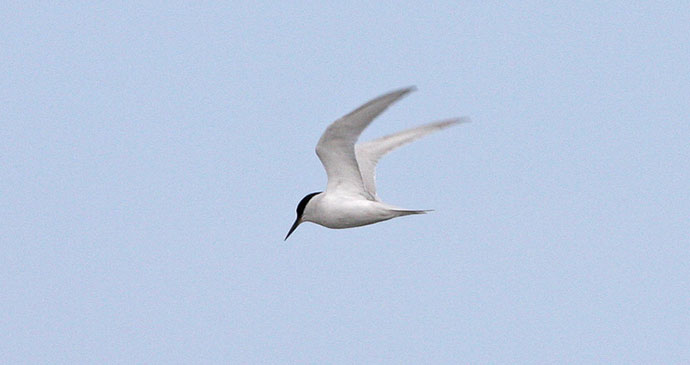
[355,118,470,200]
[315,87,416,197]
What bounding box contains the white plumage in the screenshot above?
[285,87,469,240]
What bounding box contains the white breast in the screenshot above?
[304,194,399,229]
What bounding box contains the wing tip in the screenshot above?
[389,85,417,98]
[429,117,472,130]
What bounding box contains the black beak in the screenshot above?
[284,218,301,241]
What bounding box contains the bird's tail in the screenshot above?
[390,209,433,216]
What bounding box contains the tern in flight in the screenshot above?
[285,86,468,240]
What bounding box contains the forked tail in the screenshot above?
[391,209,434,216]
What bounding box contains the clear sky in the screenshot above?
[2,1,689,363]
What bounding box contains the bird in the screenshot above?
[285,86,469,240]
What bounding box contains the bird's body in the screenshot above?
[301,192,426,229]
[285,86,468,240]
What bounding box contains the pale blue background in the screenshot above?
[2,1,689,363]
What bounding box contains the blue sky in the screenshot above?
[2,1,689,363]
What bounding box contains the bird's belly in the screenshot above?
[312,199,395,229]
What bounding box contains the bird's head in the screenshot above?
[285,192,321,240]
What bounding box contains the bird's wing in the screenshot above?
[316,87,416,198]
[355,118,469,200]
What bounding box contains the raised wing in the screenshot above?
[316,87,416,198]
[355,118,469,200]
